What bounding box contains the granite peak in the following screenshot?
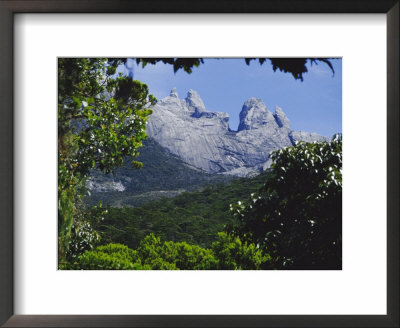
[146,89,329,176]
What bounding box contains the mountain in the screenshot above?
[86,138,235,207]
[146,88,329,177]
[87,89,330,206]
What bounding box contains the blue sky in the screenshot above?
[121,58,342,137]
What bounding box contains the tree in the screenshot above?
[230,135,342,269]
[58,58,155,264]
[210,232,268,270]
[67,243,149,270]
[69,232,268,270]
[133,58,335,81]
[136,234,218,270]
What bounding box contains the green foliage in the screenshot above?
[211,232,269,270]
[137,234,217,270]
[65,204,109,262]
[58,58,155,264]
[230,135,342,269]
[59,59,154,177]
[69,233,268,270]
[58,160,87,259]
[86,138,234,207]
[93,171,270,249]
[66,243,149,270]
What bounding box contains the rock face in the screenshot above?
[87,178,126,192]
[146,89,330,177]
[274,106,290,129]
[185,89,207,117]
[289,131,329,144]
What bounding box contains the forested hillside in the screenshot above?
[92,170,271,249]
[86,138,235,207]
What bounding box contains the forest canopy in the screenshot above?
[58,58,155,263]
[58,58,341,270]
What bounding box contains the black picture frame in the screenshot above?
[0,1,398,327]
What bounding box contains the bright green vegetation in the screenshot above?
[91,171,270,249]
[86,138,234,207]
[66,232,268,270]
[58,58,342,270]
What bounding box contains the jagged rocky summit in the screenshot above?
[146,88,329,177]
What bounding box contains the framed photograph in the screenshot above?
[1,1,398,327]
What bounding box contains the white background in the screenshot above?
[14,14,387,315]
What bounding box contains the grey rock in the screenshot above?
[87,178,125,192]
[169,87,179,98]
[274,105,290,129]
[221,166,262,178]
[146,88,330,176]
[289,131,330,144]
[238,98,277,131]
[186,89,206,117]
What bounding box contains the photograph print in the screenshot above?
[58,58,342,270]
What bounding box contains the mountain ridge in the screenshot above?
[87,89,331,205]
[146,88,329,176]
